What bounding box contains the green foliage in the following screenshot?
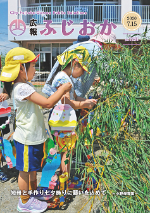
[75,36,150,212]
[1,54,5,68]
[45,138,55,155]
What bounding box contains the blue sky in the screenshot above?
[0,0,18,55]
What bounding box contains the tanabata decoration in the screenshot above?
[39,138,61,188]
[0,100,11,130]
[3,139,16,168]
[0,99,11,118]
[0,137,3,168]
[48,104,77,131]
[39,152,61,188]
[49,174,58,190]
[0,137,3,151]
[49,104,77,152]
[46,147,57,163]
[73,37,150,213]
[0,114,11,130]
[6,156,13,168]
[0,107,11,116]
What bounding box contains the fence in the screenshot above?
[19,5,121,24]
[132,5,150,23]
[31,71,50,93]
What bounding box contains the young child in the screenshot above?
[47,46,97,176]
[0,47,72,213]
[0,81,10,136]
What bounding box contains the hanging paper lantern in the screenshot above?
[49,104,77,131]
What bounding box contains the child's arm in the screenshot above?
[61,91,97,110]
[74,91,97,103]
[74,91,86,101]
[26,82,72,108]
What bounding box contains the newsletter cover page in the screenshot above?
[0,0,150,213]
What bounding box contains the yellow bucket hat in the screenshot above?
[0,47,40,82]
[57,46,91,73]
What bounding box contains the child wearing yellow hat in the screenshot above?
[47,46,97,176]
[0,47,72,213]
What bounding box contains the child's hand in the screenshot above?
[84,99,97,109]
[89,99,97,104]
[0,93,8,102]
[59,82,72,93]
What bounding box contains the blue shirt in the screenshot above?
[42,41,101,98]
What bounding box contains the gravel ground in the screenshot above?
[0,90,104,213]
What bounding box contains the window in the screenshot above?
[94,0,115,1]
[28,0,51,4]
[66,0,79,6]
[28,43,72,71]
[60,44,71,54]
[80,0,93,5]
[40,53,51,71]
[28,0,36,4]
[53,0,64,6]
[132,0,140,5]
[40,0,51,2]
[52,43,71,67]
[140,0,149,5]
[52,44,59,67]
[35,0,51,3]
[40,44,51,51]
[28,44,51,72]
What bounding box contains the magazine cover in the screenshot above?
[0,0,150,212]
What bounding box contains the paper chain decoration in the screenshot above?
[0,114,11,130]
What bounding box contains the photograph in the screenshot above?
[0,0,150,212]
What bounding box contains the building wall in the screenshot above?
[8,1,150,45]
[8,0,18,24]
[8,0,150,72]
[8,22,150,43]
[121,0,132,19]
[20,0,28,7]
